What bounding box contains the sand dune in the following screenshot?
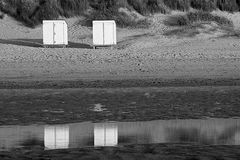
[0,14,240,83]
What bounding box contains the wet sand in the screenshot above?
[0,86,240,125]
[0,78,240,89]
[1,144,240,160]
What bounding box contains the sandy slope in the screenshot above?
[0,14,240,83]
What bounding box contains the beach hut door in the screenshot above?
[104,22,114,45]
[43,22,54,45]
[93,22,104,45]
[53,22,64,45]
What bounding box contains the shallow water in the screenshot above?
[1,118,240,151]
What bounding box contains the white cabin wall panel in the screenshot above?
[54,22,64,45]
[113,22,117,44]
[93,20,116,46]
[43,22,54,45]
[104,22,114,45]
[93,22,104,45]
[43,20,68,45]
[64,22,68,45]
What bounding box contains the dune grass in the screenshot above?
[0,0,240,27]
[0,12,4,19]
[83,9,151,28]
[164,11,233,27]
[164,11,234,37]
[190,0,216,11]
[187,11,233,26]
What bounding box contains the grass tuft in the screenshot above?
[58,0,89,17]
[83,8,151,28]
[164,11,234,38]
[164,14,189,26]
[164,11,233,27]
[190,0,216,11]
[163,0,190,11]
[187,11,233,26]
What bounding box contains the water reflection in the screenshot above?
[1,118,240,151]
[20,137,44,147]
[44,126,69,150]
[94,123,118,146]
[164,119,240,145]
[0,125,44,150]
[166,127,216,144]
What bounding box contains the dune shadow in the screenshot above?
[0,39,92,49]
[0,39,43,47]
[68,41,92,49]
[117,33,154,49]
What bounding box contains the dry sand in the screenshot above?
[0,13,240,85]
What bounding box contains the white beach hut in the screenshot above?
[92,20,117,49]
[43,20,68,47]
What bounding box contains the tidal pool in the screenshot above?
[1,118,240,151]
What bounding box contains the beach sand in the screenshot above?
[1,13,240,159]
[0,13,240,87]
